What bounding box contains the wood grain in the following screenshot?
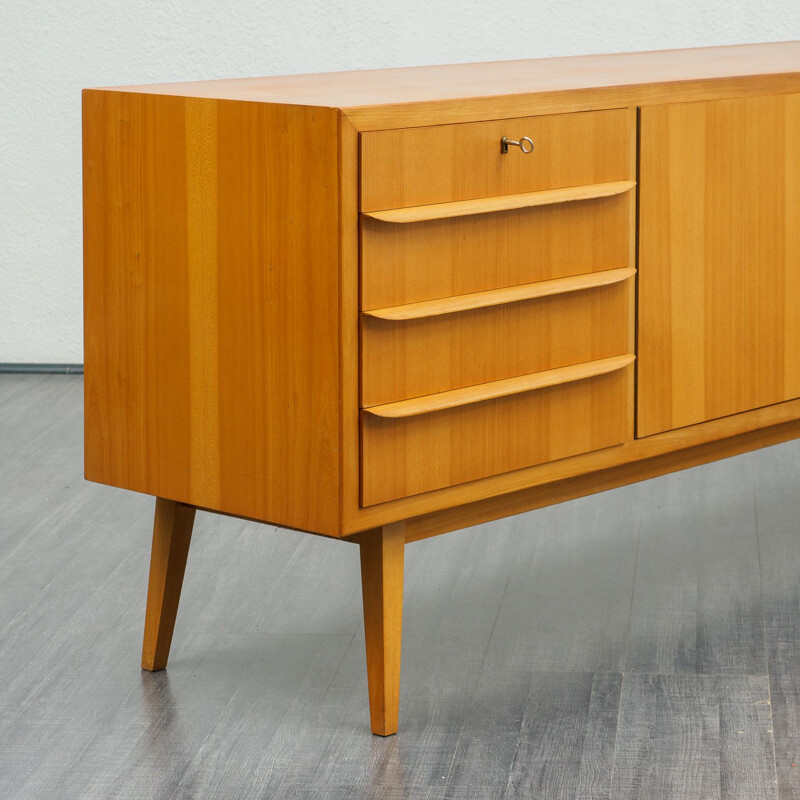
[93,41,800,131]
[363,267,635,321]
[351,398,800,538]
[362,283,633,406]
[752,443,800,796]
[440,670,533,796]
[141,497,196,671]
[361,192,632,310]
[4,373,800,796]
[626,459,765,675]
[362,366,633,505]
[361,108,631,211]
[480,496,640,677]
[349,74,800,132]
[339,115,362,537]
[504,673,623,798]
[364,355,635,417]
[611,675,776,799]
[358,522,405,736]
[624,106,637,448]
[638,93,800,437]
[83,91,342,536]
[363,180,635,223]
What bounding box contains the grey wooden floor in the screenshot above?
[1,374,798,799]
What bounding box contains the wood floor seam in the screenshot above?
[2,375,799,799]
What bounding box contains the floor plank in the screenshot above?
[481,488,642,673]
[504,672,622,800]
[610,674,777,800]
[0,375,797,799]
[626,458,765,675]
[752,442,800,797]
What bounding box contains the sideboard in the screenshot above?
[83,41,800,735]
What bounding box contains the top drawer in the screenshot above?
[360,108,632,212]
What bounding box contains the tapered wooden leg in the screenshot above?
[358,521,405,736]
[141,498,196,671]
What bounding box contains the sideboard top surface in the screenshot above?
[88,41,800,129]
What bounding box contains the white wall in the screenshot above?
[1,1,798,363]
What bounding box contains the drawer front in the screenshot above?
[361,108,632,212]
[361,363,633,506]
[361,193,631,310]
[361,276,632,407]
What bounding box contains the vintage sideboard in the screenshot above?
[83,41,800,735]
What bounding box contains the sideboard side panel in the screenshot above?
[83,91,342,535]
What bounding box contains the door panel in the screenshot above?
[637,94,800,437]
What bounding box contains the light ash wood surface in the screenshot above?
[361,279,633,407]
[357,523,405,736]
[361,180,635,223]
[83,50,800,739]
[364,397,800,539]
[361,365,633,505]
[2,374,798,799]
[141,498,195,671]
[363,354,635,418]
[360,108,631,211]
[360,192,632,310]
[362,267,635,321]
[93,41,800,131]
[83,91,342,536]
[638,93,800,437]
[84,74,800,538]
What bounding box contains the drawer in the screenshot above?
[360,108,633,212]
[361,358,634,506]
[361,270,634,407]
[361,191,632,309]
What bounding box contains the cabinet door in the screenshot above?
[637,95,800,437]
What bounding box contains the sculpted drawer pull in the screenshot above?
[363,354,635,419]
[363,267,636,321]
[500,136,534,154]
[363,180,636,223]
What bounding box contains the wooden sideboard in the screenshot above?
[83,41,800,736]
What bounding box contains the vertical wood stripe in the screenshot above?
[141,498,196,671]
[185,98,221,507]
[338,114,361,534]
[638,93,800,437]
[784,97,800,402]
[360,108,631,212]
[360,174,632,312]
[359,522,405,736]
[83,92,342,535]
[360,282,632,407]
[361,367,633,506]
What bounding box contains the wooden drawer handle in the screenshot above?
[363,180,635,224]
[363,354,635,419]
[363,267,635,321]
